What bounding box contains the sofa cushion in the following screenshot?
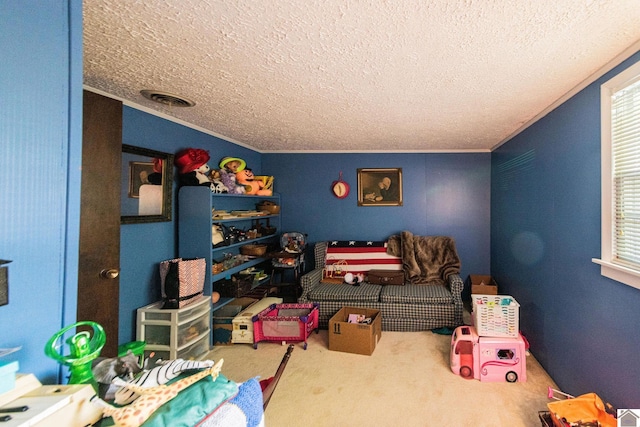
[307,283,382,303]
[380,284,453,304]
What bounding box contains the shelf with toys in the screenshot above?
[178,188,280,297]
[176,151,279,312]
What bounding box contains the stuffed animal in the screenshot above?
[344,272,365,286]
[92,350,143,400]
[191,163,213,185]
[208,169,228,193]
[219,156,246,174]
[236,168,272,195]
[218,156,246,194]
[113,358,215,405]
[219,168,245,194]
[175,148,213,187]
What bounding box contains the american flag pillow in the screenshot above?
[324,241,401,276]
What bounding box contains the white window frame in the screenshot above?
[592,60,640,290]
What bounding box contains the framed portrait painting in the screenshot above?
[128,161,156,198]
[357,168,403,206]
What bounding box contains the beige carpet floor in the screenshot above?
[207,327,557,427]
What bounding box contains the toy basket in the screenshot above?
[240,244,267,256]
[472,294,519,337]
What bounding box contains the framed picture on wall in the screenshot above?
[128,161,155,198]
[357,168,403,206]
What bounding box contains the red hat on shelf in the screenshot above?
[175,148,210,174]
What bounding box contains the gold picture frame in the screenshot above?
[357,168,403,206]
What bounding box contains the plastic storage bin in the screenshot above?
[137,295,211,360]
[472,294,519,338]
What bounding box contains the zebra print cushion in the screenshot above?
[114,358,215,405]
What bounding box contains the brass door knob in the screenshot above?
[100,269,119,279]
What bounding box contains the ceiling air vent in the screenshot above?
[140,90,195,107]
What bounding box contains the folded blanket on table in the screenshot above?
[387,231,460,285]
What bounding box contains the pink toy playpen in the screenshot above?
[252,303,319,349]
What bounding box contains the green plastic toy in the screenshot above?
[44,321,106,391]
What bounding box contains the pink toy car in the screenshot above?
[450,325,527,382]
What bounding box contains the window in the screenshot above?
[593,60,640,290]
[497,349,515,360]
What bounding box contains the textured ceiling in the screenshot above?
[83,1,640,153]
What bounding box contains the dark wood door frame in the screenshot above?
[77,90,122,357]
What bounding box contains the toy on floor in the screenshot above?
[543,387,616,427]
[548,386,574,401]
[449,325,527,382]
[252,303,319,350]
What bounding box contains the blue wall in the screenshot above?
[492,51,640,407]
[262,153,491,284]
[118,107,263,344]
[0,1,83,383]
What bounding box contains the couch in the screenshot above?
[298,233,464,331]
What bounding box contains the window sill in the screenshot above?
[592,258,640,290]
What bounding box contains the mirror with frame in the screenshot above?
[121,144,174,224]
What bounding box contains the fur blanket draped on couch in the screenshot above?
[387,231,461,285]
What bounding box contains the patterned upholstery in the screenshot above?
[307,283,382,302]
[308,300,462,331]
[380,284,453,304]
[299,241,464,331]
[381,318,453,332]
[313,241,328,269]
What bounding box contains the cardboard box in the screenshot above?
[328,307,382,355]
[212,297,257,345]
[469,275,498,295]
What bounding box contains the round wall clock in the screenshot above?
[331,172,350,198]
